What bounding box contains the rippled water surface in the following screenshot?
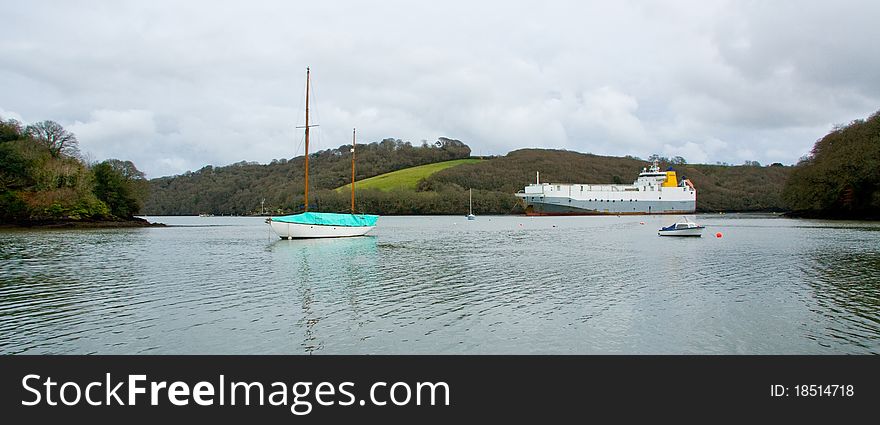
[1,214,878,354]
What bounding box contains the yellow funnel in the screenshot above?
[662,171,678,187]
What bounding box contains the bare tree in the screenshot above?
[102,158,146,180]
[26,120,79,158]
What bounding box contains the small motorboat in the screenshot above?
[658,217,705,237]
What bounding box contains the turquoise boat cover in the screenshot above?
[270,212,379,227]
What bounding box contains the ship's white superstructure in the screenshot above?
[515,160,696,215]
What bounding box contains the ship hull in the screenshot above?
[525,209,695,216]
[520,197,696,216]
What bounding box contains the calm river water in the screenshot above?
[1,214,878,354]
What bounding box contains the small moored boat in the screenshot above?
[658,217,704,237]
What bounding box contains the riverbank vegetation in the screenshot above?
[0,117,150,226]
[12,111,875,219]
[145,138,472,215]
[783,110,880,219]
[145,137,791,215]
[424,149,790,213]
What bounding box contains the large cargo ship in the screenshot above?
[515,160,696,215]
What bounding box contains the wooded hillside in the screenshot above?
[424,149,790,212]
[783,110,880,219]
[145,137,471,215]
[146,139,791,215]
[0,117,148,224]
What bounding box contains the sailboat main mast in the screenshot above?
[303,67,311,212]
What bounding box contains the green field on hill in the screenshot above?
[337,158,483,192]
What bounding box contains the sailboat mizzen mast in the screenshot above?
[295,67,319,212]
[351,128,356,214]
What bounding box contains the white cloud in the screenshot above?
[0,107,24,122]
[573,87,649,148]
[662,139,728,165]
[70,110,157,144]
[1,0,878,176]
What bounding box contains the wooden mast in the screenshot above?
[351,128,356,214]
[303,67,311,212]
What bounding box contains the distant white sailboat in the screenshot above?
[467,188,476,220]
[267,68,378,239]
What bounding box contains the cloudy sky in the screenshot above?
[2,0,878,177]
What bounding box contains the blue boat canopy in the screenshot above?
[270,212,379,227]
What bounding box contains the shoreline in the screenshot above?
[781,211,880,221]
[0,217,166,229]
[144,210,786,217]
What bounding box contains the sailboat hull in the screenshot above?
[269,220,375,239]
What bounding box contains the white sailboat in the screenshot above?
[467,188,476,220]
[267,68,379,239]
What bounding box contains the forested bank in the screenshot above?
[12,110,877,219]
[145,138,472,215]
[145,139,791,215]
[424,149,790,213]
[0,117,150,226]
[783,110,880,219]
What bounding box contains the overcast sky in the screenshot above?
[2,0,878,177]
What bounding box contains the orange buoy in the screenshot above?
[715,232,723,238]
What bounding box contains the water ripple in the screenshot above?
[1,215,878,354]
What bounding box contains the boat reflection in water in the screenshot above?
[268,236,379,353]
[269,235,379,262]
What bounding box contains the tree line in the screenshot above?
[422,149,791,213]
[146,138,794,215]
[0,117,147,223]
[9,112,873,219]
[783,110,880,219]
[145,137,472,215]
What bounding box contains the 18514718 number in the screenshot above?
[795,385,854,397]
